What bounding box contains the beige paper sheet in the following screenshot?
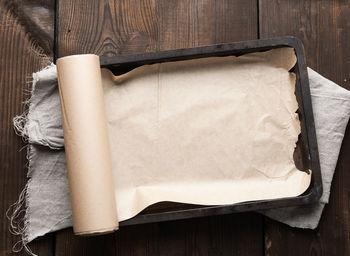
[57,47,311,234]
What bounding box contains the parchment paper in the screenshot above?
[56,55,118,235]
[56,48,311,234]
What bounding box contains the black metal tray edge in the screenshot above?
[100,37,323,226]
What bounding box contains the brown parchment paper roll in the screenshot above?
[56,54,118,235]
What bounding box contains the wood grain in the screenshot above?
[55,214,263,256]
[259,0,350,255]
[158,0,257,50]
[57,0,159,57]
[0,0,55,255]
[56,0,261,255]
[57,0,258,57]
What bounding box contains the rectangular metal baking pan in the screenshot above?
[100,36,322,226]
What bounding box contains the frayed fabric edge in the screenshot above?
[6,145,38,256]
[13,64,56,141]
[7,64,55,256]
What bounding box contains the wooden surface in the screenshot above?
[0,0,54,255]
[1,0,349,255]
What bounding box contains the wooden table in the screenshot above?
[1,0,350,255]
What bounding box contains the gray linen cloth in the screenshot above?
[10,65,350,246]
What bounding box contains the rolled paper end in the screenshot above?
[56,54,118,235]
[74,226,118,236]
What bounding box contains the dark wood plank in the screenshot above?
[57,0,159,57]
[56,214,263,256]
[0,0,55,255]
[56,0,261,255]
[115,214,262,256]
[158,0,257,50]
[259,1,350,255]
[55,229,116,256]
[57,0,258,57]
